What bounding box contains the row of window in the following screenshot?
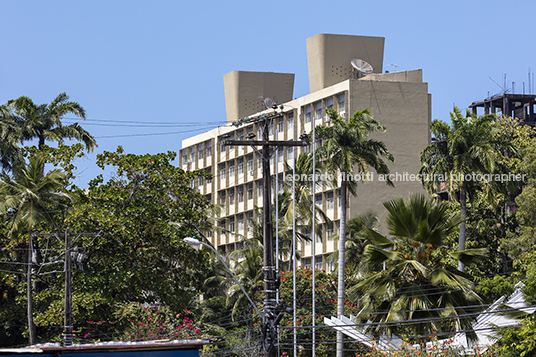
[182,93,346,169]
[218,243,333,272]
[182,140,212,165]
[304,93,345,123]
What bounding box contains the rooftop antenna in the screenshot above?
[351,58,373,79]
[389,64,400,81]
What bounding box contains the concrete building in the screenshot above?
[179,33,431,271]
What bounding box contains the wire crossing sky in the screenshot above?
[2,0,536,187]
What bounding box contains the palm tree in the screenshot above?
[7,93,97,151]
[419,108,506,271]
[281,153,331,269]
[0,154,72,345]
[0,104,22,172]
[316,107,394,356]
[227,239,264,321]
[349,194,486,342]
[327,211,379,274]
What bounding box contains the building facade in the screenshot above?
[179,34,431,270]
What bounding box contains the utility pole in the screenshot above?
[224,109,307,356]
[35,229,98,346]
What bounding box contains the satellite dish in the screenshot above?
[351,58,373,77]
[264,97,276,109]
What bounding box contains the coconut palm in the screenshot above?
[227,239,264,321]
[349,194,486,342]
[281,153,331,269]
[419,108,507,271]
[316,107,394,357]
[0,104,22,172]
[0,153,72,344]
[7,93,96,151]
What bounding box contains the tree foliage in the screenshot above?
[349,195,485,342]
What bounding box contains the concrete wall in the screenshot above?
[223,71,295,123]
[306,33,384,93]
[346,78,431,230]
[361,69,423,83]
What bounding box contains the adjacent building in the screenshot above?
[179,33,431,270]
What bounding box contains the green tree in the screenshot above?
[227,239,264,321]
[7,93,96,151]
[315,107,394,356]
[328,211,379,275]
[420,108,508,271]
[281,152,331,269]
[32,148,212,342]
[0,104,22,172]
[349,194,486,342]
[0,154,71,345]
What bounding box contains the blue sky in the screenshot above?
[2,0,535,187]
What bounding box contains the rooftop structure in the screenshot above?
[470,93,536,124]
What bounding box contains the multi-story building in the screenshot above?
[179,33,431,270]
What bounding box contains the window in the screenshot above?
[288,147,294,161]
[198,175,204,186]
[304,105,311,123]
[238,185,244,202]
[198,143,204,160]
[315,101,322,120]
[303,257,311,269]
[338,93,346,113]
[288,112,294,130]
[238,158,244,175]
[315,229,322,243]
[327,192,334,210]
[182,151,187,166]
[247,155,254,175]
[220,138,226,153]
[219,163,226,180]
[207,141,212,157]
[229,217,235,233]
[277,148,283,163]
[326,97,334,109]
[315,256,323,270]
[247,211,254,230]
[206,168,212,184]
[219,191,226,204]
[337,189,341,208]
[326,257,334,272]
[326,98,333,122]
[315,194,323,210]
[190,147,196,162]
[237,130,244,151]
[238,214,244,231]
[258,182,263,198]
[247,183,253,200]
[229,162,235,177]
[269,122,274,136]
[229,188,235,204]
[278,117,284,133]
